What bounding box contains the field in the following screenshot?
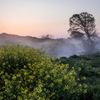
[0,44,100,100]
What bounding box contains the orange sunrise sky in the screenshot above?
[0,0,100,38]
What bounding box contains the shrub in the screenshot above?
[69,54,80,59]
[73,60,91,77]
[0,44,87,100]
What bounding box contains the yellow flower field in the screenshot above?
[0,44,87,100]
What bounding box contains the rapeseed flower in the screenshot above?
[77,78,80,81]
[79,84,82,87]
[50,83,54,87]
[83,84,87,88]
[83,76,86,80]
[78,67,81,71]
[0,44,87,100]
[83,89,87,93]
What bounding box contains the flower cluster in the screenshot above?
[0,44,87,100]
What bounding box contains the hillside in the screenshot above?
[0,33,73,57]
[0,33,100,58]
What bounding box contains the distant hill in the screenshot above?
[0,33,39,44]
[0,33,85,57]
[0,33,59,42]
[0,32,66,48]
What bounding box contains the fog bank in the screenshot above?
[0,33,100,58]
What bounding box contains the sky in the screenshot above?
[0,0,100,38]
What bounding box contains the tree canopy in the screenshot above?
[68,12,97,40]
[70,31,84,40]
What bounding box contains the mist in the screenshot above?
[24,38,100,58]
[0,33,100,58]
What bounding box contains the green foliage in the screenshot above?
[0,44,100,100]
[59,56,78,68]
[69,54,81,59]
[73,60,91,77]
[78,85,100,100]
[91,58,100,67]
[79,55,91,60]
[57,53,100,100]
[0,44,87,100]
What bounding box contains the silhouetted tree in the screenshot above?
[41,34,53,39]
[68,12,98,40]
[70,31,84,40]
[68,12,98,53]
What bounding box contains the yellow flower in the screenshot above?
[64,85,69,90]
[58,79,62,83]
[79,84,82,87]
[50,83,54,87]
[65,64,69,68]
[54,56,56,58]
[24,71,28,75]
[60,65,64,70]
[2,62,5,66]
[72,67,74,69]
[38,48,40,50]
[77,78,80,81]
[38,97,42,100]
[13,95,16,98]
[16,74,21,77]
[83,89,87,93]
[24,89,28,94]
[83,84,87,88]
[51,92,55,96]
[24,65,27,68]
[0,71,4,75]
[16,64,18,66]
[80,88,82,92]
[44,88,46,91]
[64,75,68,80]
[46,74,50,79]
[74,72,77,75]
[12,75,16,80]
[78,67,81,71]
[38,88,42,93]
[45,71,48,74]
[5,81,8,85]
[83,76,86,80]
[17,96,23,100]
[69,72,73,76]
[33,71,36,75]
